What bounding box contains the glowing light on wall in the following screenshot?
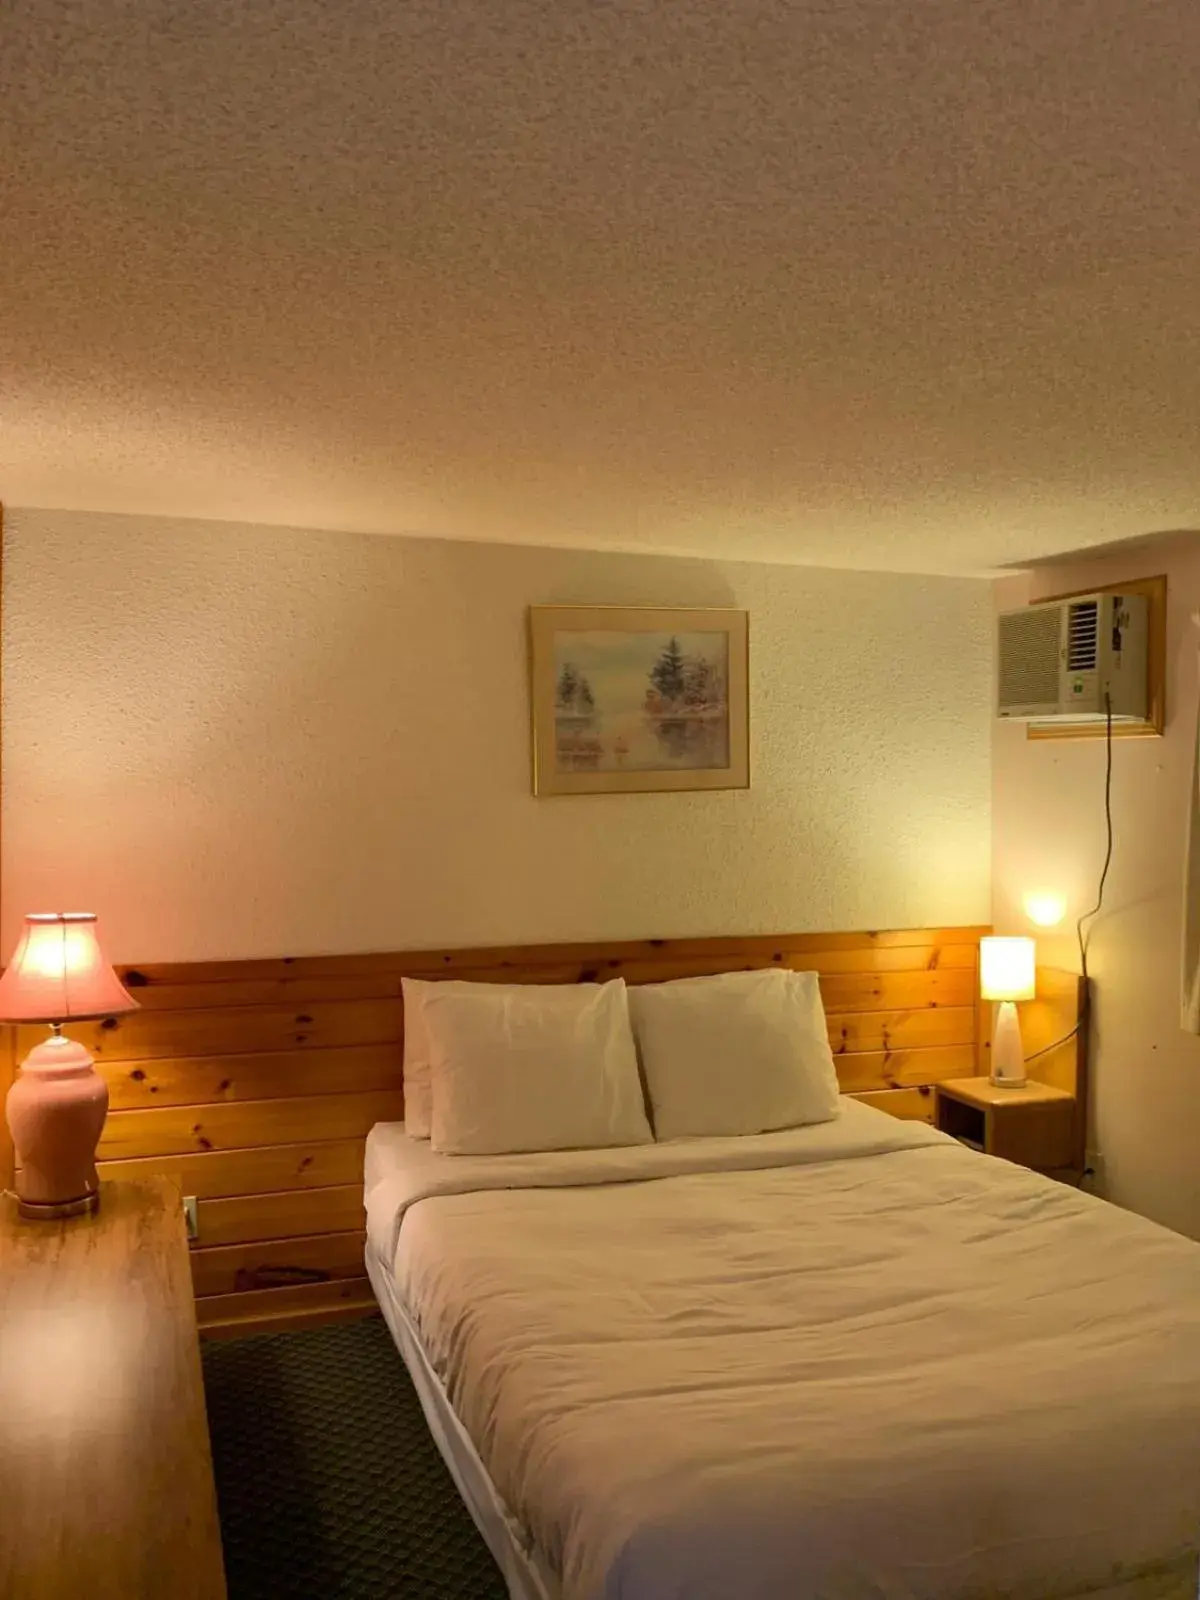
[1023,889,1067,928]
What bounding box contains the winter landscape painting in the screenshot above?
[529,606,749,795]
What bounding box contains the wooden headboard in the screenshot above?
[14,925,989,1336]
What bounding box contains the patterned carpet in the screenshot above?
[201,1316,508,1600]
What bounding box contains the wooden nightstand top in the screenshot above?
[0,1178,226,1599]
[938,1076,1074,1110]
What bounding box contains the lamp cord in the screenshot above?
[1023,693,1113,1066]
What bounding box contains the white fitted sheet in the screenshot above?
[366,1102,1200,1600]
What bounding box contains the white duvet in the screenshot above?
[365,1102,1200,1600]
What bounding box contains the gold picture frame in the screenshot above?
[529,605,749,795]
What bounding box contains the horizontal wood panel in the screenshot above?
[804,944,976,974]
[99,1091,403,1159]
[121,975,407,1010]
[24,1000,403,1064]
[120,942,979,1009]
[832,1045,976,1094]
[820,969,974,1014]
[60,971,972,1070]
[851,1086,937,1123]
[828,1007,976,1054]
[96,1041,969,1157]
[191,1229,366,1297]
[197,1277,378,1337]
[118,926,989,988]
[437,955,981,992]
[102,1044,402,1111]
[97,1139,366,1200]
[124,940,985,1004]
[195,1185,364,1248]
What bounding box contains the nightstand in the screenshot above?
[0,1178,227,1598]
[935,1077,1076,1174]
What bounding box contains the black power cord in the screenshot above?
[1022,693,1113,1067]
[1076,692,1115,989]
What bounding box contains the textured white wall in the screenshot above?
[2,509,992,963]
[993,534,1200,1238]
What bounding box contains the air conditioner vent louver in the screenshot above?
[998,606,1061,708]
[1067,600,1099,672]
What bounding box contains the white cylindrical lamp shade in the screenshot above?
[980,937,1037,1002]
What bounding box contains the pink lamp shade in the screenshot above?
[0,912,138,1022]
[1,913,138,1220]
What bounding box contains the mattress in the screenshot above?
[365,1101,1200,1600]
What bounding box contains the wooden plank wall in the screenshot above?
[1014,968,1090,1172]
[0,504,10,1197]
[14,925,988,1337]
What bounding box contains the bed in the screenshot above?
[365,1098,1200,1600]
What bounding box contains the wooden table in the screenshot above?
[0,1177,227,1599]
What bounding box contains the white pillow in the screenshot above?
[628,968,840,1140]
[422,978,653,1156]
[401,977,483,1138]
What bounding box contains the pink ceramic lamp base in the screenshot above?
[6,1031,109,1220]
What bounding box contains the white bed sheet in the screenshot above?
[366,1249,556,1600]
[364,1098,946,1265]
[365,1102,1200,1600]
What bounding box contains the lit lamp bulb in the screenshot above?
[980,936,1036,1088]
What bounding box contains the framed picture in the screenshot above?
[529,605,749,795]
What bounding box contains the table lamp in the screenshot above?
[980,935,1036,1088]
[0,912,139,1219]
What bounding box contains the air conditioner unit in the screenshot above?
[997,592,1149,722]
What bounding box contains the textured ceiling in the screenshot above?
[2,0,1198,574]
